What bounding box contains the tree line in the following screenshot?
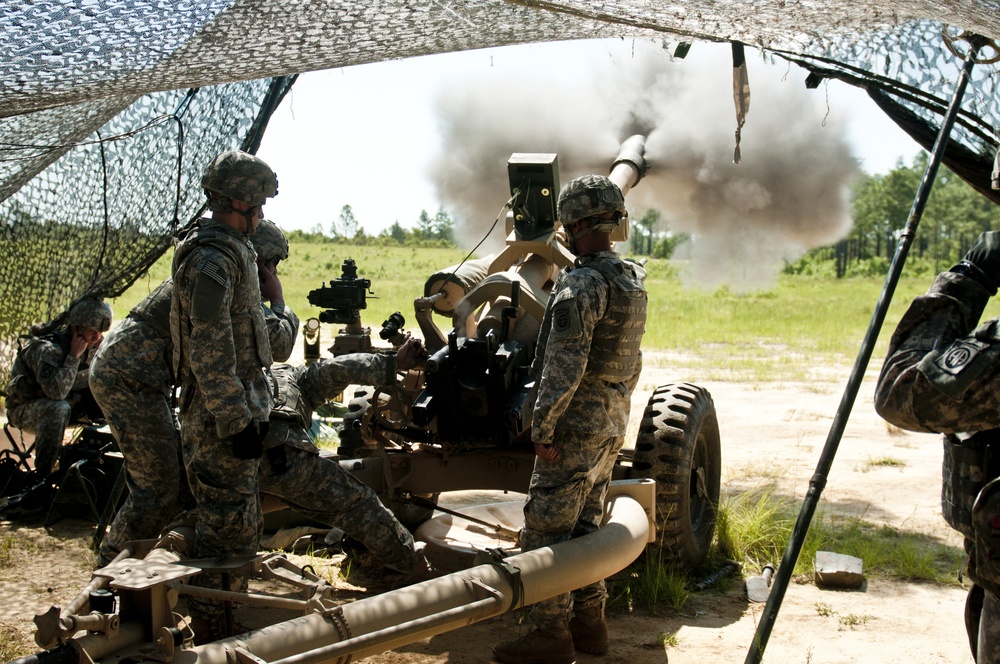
[289,156,1000,279]
[285,204,457,247]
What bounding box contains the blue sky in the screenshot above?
[257,39,919,238]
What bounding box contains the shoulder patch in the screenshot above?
[201,260,228,287]
[39,363,55,380]
[550,299,582,340]
[191,265,229,321]
[917,322,1000,399]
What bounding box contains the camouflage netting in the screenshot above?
[2,0,1000,389]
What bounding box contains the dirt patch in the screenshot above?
[0,361,973,663]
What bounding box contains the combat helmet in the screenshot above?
[557,174,625,232]
[202,151,278,213]
[66,298,113,332]
[251,219,289,263]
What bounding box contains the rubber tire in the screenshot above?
[337,386,375,456]
[629,382,721,570]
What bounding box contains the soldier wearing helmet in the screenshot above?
[90,220,297,571]
[252,219,299,363]
[4,298,113,480]
[167,150,279,639]
[493,175,647,664]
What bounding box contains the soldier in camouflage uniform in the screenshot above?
[493,175,647,664]
[258,338,432,577]
[5,298,113,479]
[875,225,1000,662]
[169,150,278,640]
[91,219,298,564]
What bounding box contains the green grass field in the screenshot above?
[115,242,998,382]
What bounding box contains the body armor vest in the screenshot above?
[267,364,310,428]
[943,430,1000,539]
[5,331,68,410]
[130,277,173,338]
[171,221,272,384]
[582,256,647,383]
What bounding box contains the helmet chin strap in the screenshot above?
[567,222,592,254]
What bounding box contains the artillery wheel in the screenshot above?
[337,387,374,456]
[629,382,721,569]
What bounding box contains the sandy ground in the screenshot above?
[0,356,974,663]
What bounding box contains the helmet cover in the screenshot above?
[202,151,278,210]
[251,219,289,263]
[557,174,625,232]
[66,298,113,332]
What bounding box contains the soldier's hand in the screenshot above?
[960,231,1000,294]
[397,338,428,371]
[534,442,559,463]
[69,329,90,357]
[258,262,284,305]
[231,421,269,460]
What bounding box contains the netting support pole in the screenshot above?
[743,34,986,664]
[243,75,298,155]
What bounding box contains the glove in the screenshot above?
[231,421,269,460]
[957,231,1000,295]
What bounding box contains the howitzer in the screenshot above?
[8,136,723,663]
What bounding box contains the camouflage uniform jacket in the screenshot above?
[5,328,92,412]
[100,275,297,400]
[264,353,397,453]
[262,302,299,363]
[170,218,272,438]
[94,278,175,397]
[875,270,999,433]
[531,251,647,446]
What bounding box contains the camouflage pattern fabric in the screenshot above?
[170,218,271,620]
[874,268,1000,659]
[531,252,646,446]
[5,329,94,476]
[89,314,190,559]
[170,218,272,437]
[258,442,416,571]
[522,250,646,629]
[522,430,625,627]
[980,588,1000,662]
[263,302,298,363]
[258,354,416,570]
[180,414,262,617]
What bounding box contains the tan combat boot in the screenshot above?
[491,624,575,664]
[569,602,608,655]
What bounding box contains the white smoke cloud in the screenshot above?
[429,40,860,291]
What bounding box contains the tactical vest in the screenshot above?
[130,277,173,339]
[267,363,310,428]
[5,330,69,410]
[943,430,1000,539]
[171,220,272,384]
[580,256,647,383]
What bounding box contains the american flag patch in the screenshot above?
[201,261,228,286]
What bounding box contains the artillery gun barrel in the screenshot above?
[608,134,647,198]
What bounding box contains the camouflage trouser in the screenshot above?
[521,430,624,630]
[89,365,190,559]
[180,409,261,620]
[7,398,72,477]
[969,585,1000,662]
[257,445,416,571]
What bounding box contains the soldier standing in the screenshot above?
[91,218,298,566]
[875,224,1000,662]
[5,298,113,480]
[258,338,433,580]
[169,150,278,641]
[492,175,647,664]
